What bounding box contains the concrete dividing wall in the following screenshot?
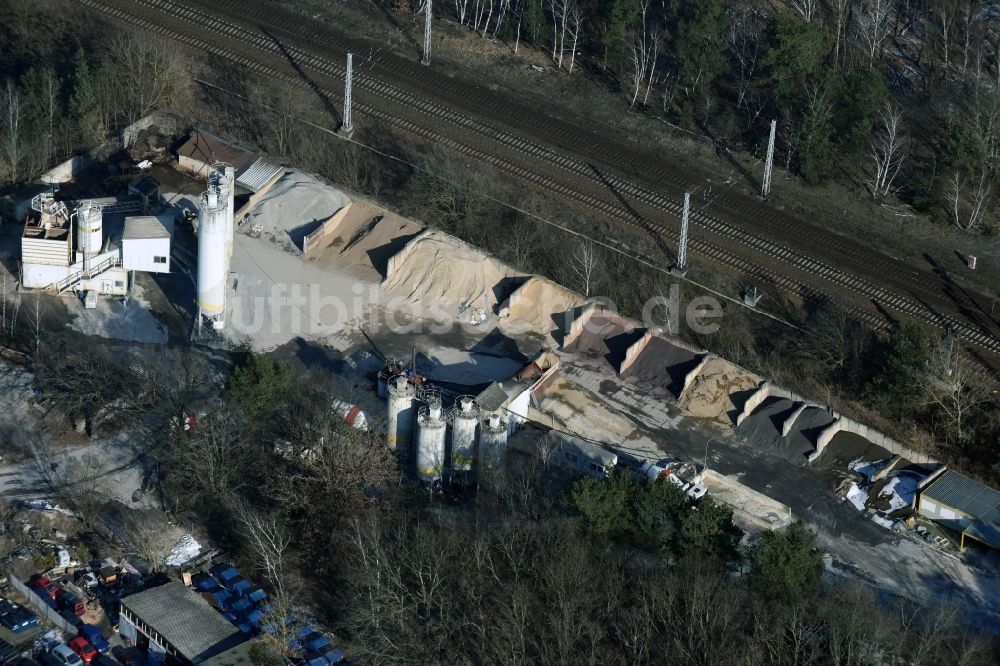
[807,416,939,465]
[702,469,792,531]
[39,156,89,184]
[561,303,600,349]
[529,363,562,396]
[734,382,810,428]
[618,329,654,375]
[10,574,78,634]
[677,353,713,402]
[303,202,353,259]
[384,229,431,282]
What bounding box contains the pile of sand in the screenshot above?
[382,230,522,316]
[502,276,585,334]
[678,357,759,423]
[247,170,350,250]
[310,200,423,281]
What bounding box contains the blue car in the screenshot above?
[78,624,110,653]
[0,599,40,634]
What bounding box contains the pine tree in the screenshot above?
[69,48,99,141]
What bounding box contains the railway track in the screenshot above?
[79,0,1000,357]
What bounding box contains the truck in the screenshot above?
[640,460,708,500]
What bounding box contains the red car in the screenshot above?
[68,637,98,664]
[32,575,60,601]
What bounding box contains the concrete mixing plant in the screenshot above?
[196,169,233,331]
[415,390,447,483]
[449,396,479,477]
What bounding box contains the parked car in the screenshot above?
[47,645,83,666]
[32,575,61,600]
[116,647,144,666]
[59,590,85,616]
[68,637,98,665]
[79,624,110,654]
[76,571,99,593]
[0,599,41,633]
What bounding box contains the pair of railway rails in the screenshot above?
[79,0,1000,357]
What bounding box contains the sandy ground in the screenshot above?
[65,284,168,344]
[500,276,585,336]
[225,230,374,350]
[382,230,524,321]
[678,357,760,424]
[309,199,424,281]
[247,170,350,252]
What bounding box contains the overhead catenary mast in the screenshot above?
[762,118,777,198]
[341,52,353,138]
[421,0,433,65]
[676,192,690,272]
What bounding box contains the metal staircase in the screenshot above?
[51,256,121,293]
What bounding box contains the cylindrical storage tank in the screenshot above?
[77,204,103,256]
[415,399,447,482]
[479,412,508,470]
[197,186,229,321]
[386,375,415,451]
[450,397,478,472]
[224,166,235,262]
[332,398,368,430]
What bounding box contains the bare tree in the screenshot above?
[0,80,23,184]
[30,293,44,353]
[869,102,907,198]
[570,238,600,297]
[917,349,991,443]
[566,5,583,75]
[726,6,766,110]
[235,501,292,599]
[831,0,854,69]
[786,0,817,22]
[104,32,183,124]
[945,169,992,231]
[855,0,893,71]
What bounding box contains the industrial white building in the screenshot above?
[20,181,172,300]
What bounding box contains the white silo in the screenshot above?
[450,396,478,473]
[197,184,229,329]
[77,204,103,265]
[479,412,508,470]
[386,375,415,451]
[415,395,447,482]
[223,165,235,263]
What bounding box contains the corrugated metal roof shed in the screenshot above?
[923,470,1000,519]
[121,582,246,663]
[236,157,283,193]
[123,215,171,240]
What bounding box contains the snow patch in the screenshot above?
[848,457,890,480]
[164,533,201,567]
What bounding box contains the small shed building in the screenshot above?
[918,470,1000,551]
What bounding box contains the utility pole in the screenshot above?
[421,0,433,65]
[676,192,690,272]
[762,118,776,198]
[341,52,353,138]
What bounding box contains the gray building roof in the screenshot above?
[923,470,1000,518]
[923,470,1000,547]
[123,215,171,240]
[236,157,283,193]
[476,382,509,413]
[121,582,245,663]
